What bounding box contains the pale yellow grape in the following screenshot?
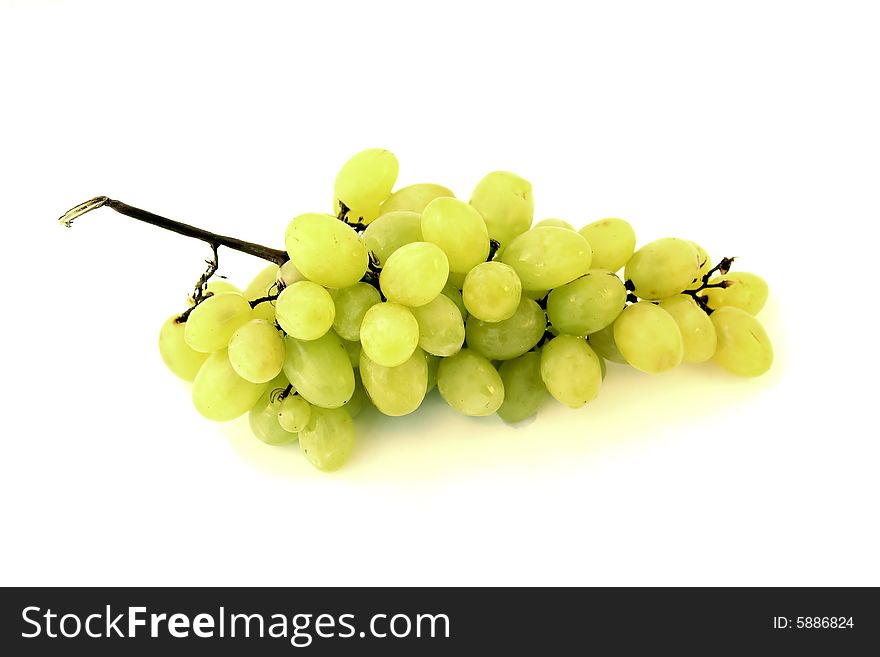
[192,350,268,421]
[625,238,700,300]
[710,307,773,377]
[469,171,534,247]
[501,227,592,289]
[359,348,428,416]
[380,183,454,214]
[658,295,717,363]
[441,281,468,320]
[409,293,465,357]
[333,148,399,225]
[421,197,490,273]
[359,302,419,367]
[540,335,602,408]
[465,297,546,360]
[158,315,208,381]
[251,300,276,323]
[522,288,549,301]
[339,335,362,368]
[533,218,574,230]
[299,406,355,472]
[277,394,311,433]
[276,280,336,341]
[243,264,279,300]
[228,318,285,383]
[283,332,355,409]
[462,261,522,323]
[184,292,253,353]
[332,283,381,341]
[362,211,423,266]
[379,241,449,307]
[277,260,306,287]
[437,349,505,416]
[496,352,546,423]
[613,302,683,373]
[344,375,368,418]
[285,213,368,288]
[587,324,627,364]
[685,242,711,290]
[598,354,607,379]
[425,352,440,393]
[446,271,467,289]
[578,218,636,272]
[250,389,298,445]
[546,270,626,336]
[701,272,769,315]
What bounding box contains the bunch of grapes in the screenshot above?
[62,149,773,472]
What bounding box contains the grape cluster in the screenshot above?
[156,148,773,472]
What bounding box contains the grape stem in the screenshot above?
[249,293,279,308]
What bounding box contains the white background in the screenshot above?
[1,0,878,586]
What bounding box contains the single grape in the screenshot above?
[710,306,773,376]
[285,213,368,288]
[276,280,336,341]
[446,271,467,289]
[283,332,355,409]
[469,171,534,248]
[362,211,423,266]
[250,388,298,445]
[533,218,574,230]
[586,324,627,364]
[359,348,428,416]
[701,272,769,315]
[277,260,306,287]
[158,314,208,381]
[522,288,549,301]
[546,269,626,336]
[613,302,684,373]
[299,406,355,472]
[540,335,603,408]
[440,281,468,320]
[578,218,636,272]
[380,183,454,214]
[339,334,362,368]
[331,283,381,342]
[184,292,253,353]
[379,241,449,307]
[243,264,279,301]
[192,350,268,421]
[658,295,717,363]
[408,293,465,357]
[437,349,505,416]
[425,352,440,393]
[421,197,490,273]
[462,261,522,323]
[333,148,399,225]
[277,394,312,433]
[344,374,369,418]
[465,297,547,360]
[598,353,607,380]
[496,352,546,423]
[359,302,420,367]
[228,318,286,383]
[624,238,701,300]
[501,226,592,290]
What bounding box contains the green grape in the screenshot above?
[465,297,547,360]
[187,279,241,306]
[285,213,368,288]
[283,332,355,409]
[469,171,534,248]
[333,148,399,225]
[462,261,522,323]
[250,388,298,446]
[184,292,254,353]
[277,260,306,287]
[578,218,636,272]
[624,238,700,300]
[192,350,268,421]
[533,218,574,230]
[425,352,440,393]
[522,288,549,301]
[243,264,279,300]
[332,283,381,341]
[496,352,546,423]
[299,406,355,472]
[276,280,336,341]
[441,281,468,320]
[421,197,490,273]
[380,183,454,214]
[586,324,627,364]
[251,299,276,323]
[359,302,419,367]
[339,334,362,368]
[446,271,467,289]
[658,294,717,363]
[277,394,311,433]
[359,348,428,416]
[501,227,592,289]
[546,269,626,336]
[598,354,607,379]
[158,314,209,381]
[701,272,769,315]
[613,302,683,373]
[362,211,423,266]
[540,335,602,408]
[379,241,450,307]
[710,307,773,377]
[409,293,465,356]
[437,349,505,416]
[345,374,369,418]
[228,318,285,383]
[685,242,711,290]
